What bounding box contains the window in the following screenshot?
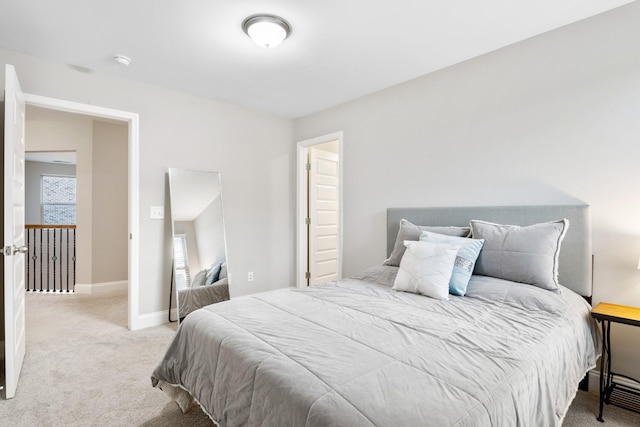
[173,235,191,288]
[41,175,76,225]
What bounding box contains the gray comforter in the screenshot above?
[178,279,230,319]
[152,266,600,427]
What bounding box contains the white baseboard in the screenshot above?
[134,308,179,329]
[75,280,128,296]
[588,370,640,394]
[72,282,179,330]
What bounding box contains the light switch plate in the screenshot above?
[150,206,164,219]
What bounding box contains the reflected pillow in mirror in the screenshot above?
[205,263,222,285]
[190,269,207,288]
[219,263,227,281]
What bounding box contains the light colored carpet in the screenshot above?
[0,292,212,426]
[0,291,638,426]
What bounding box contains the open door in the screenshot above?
[2,64,27,399]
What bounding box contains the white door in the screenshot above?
[308,147,340,285]
[3,64,27,399]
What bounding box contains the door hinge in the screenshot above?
[305,217,310,225]
[305,163,311,171]
[1,246,11,256]
[305,271,310,280]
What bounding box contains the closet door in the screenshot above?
[308,147,339,285]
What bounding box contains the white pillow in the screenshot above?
[392,240,459,300]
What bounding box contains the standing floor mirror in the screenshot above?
[168,168,230,322]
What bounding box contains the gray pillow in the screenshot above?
[219,263,228,280]
[384,219,471,267]
[190,269,207,288]
[470,219,569,292]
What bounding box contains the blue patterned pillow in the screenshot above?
[420,231,484,296]
[205,263,222,285]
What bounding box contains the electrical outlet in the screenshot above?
[248,272,254,282]
[150,206,164,219]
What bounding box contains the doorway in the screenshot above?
[23,93,140,330]
[296,132,343,287]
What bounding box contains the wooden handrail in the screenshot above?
[26,224,76,229]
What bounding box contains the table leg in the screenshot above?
[597,320,609,422]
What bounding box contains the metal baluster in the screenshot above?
[26,228,30,291]
[33,228,37,291]
[59,229,63,292]
[66,228,70,292]
[53,228,57,292]
[73,228,76,291]
[32,228,35,292]
[46,228,50,292]
[33,228,36,291]
[39,228,43,292]
[31,228,35,291]
[31,228,37,291]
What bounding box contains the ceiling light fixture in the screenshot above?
[242,14,291,49]
[112,55,131,66]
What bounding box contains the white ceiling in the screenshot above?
[26,151,77,165]
[0,0,633,118]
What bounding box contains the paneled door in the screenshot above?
[2,64,27,399]
[308,147,340,285]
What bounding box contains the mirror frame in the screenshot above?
[168,168,230,323]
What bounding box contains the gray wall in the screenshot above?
[91,121,128,284]
[25,161,76,224]
[1,46,295,317]
[294,3,640,380]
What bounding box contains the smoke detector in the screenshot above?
[112,55,132,66]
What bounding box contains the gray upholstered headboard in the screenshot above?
[387,205,592,297]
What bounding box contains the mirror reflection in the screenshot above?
[169,168,230,322]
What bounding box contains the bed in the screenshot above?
[152,205,600,426]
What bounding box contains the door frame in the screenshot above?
[23,93,141,330]
[296,131,343,288]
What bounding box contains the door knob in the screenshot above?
[13,245,28,254]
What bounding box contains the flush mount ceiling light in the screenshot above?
[242,14,291,48]
[112,55,131,66]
